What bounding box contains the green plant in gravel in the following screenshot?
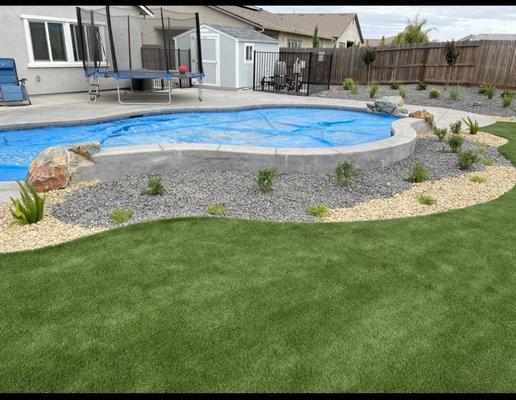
[335,161,360,188]
[256,167,277,193]
[417,82,427,90]
[476,142,487,158]
[450,120,462,134]
[449,85,461,101]
[484,84,496,100]
[447,133,465,153]
[470,175,487,184]
[369,82,379,98]
[307,204,331,218]
[110,208,133,224]
[390,82,400,90]
[462,116,479,135]
[502,94,512,108]
[500,90,514,99]
[429,88,441,99]
[141,175,166,196]
[418,195,437,206]
[207,203,227,217]
[343,78,355,90]
[458,149,480,170]
[398,85,407,99]
[409,162,429,183]
[482,158,497,166]
[350,83,358,95]
[433,126,448,142]
[478,84,487,94]
[10,180,45,225]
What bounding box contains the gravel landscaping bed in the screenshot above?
[52,135,511,227]
[314,84,516,118]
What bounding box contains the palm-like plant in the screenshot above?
[393,12,435,45]
[10,180,45,225]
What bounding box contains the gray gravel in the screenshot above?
[314,84,516,118]
[52,136,511,227]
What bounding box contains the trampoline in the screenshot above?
[76,6,204,104]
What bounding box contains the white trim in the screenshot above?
[175,24,234,42]
[243,43,254,64]
[28,62,86,68]
[20,14,106,26]
[235,40,239,88]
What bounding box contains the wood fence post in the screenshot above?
[419,46,429,83]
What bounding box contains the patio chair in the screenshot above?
[0,58,31,106]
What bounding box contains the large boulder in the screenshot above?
[374,96,404,114]
[409,110,434,125]
[27,146,88,192]
[67,141,101,160]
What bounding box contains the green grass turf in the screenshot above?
[0,123,515,393]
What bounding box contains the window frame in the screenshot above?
[21,14,107,68]
[243,43,254,64]
[287,39,302,49]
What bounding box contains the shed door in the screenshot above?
[191,34,220,86]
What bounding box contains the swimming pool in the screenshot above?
[0,107,397,181]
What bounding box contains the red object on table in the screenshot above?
[178,65,188,74]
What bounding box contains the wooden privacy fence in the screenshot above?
[280,40,516,89]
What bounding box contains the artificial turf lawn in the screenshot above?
[0,123,514,393]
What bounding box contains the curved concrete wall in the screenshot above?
[72,106,426,182]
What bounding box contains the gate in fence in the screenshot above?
[253,51,333,96]
[141,46,192,89]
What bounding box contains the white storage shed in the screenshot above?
[174,24,279,90]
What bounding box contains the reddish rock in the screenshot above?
[27,147,83,192]
[67,141,101,160]
[409,110,434,125]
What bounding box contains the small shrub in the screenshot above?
[478,84,487,94]
[482,159,496,166]
[343,78,355,90]
[409,162,429,183]
[369,82,379,98]
[476,142,487,158]
[307,204,331,218]
[502,94,512,108]
[470,175,487,184]
[450,120,462,134]
[447,133,464,153]
[398,85,407,99]
[462,116,479,134]
[350,83,358,95]
[335,161,359,188]
[484,84,496,100]
[417,82,427,90]
[111,208,133,224]
[362,48,377,66]
[433,126,447,142]
[449,85,460,101]
[458,149,479,170]
[207,203,227,217]
[256,167,277,193]
[500,90,514,99]
[429,89,441,99]
[419,195,437,206]
[141,175,166,196]
[10,180,45,225]
[390,82,400,90]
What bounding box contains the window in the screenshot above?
[244,43,254,63]
[22,15,107,67]
[287,40,302,48]
[346,41,355,48]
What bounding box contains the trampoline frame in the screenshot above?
[76,6,205,105]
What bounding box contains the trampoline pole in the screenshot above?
[127,15,132,71]
[105,6,118,74]
[160,8,170,73]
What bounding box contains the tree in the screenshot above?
[393,12,435,45]
[362,47,377,84]
[379,35,386,47]
[442,40,461,89]
[312,25,320,48]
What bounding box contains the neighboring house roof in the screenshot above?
[459,33,516,41]
[209,6,363,43]
[174,24,278,44]
[364,36,396,47]
[137,6,154,16]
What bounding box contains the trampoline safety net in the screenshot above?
[76,6,204,104]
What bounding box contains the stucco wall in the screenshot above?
[0,6,142,95]
[335,18,362,47]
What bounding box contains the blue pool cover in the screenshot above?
[0,107,396,181]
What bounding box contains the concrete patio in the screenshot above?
[0,87,498,203]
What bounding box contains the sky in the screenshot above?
[261,6,516,41]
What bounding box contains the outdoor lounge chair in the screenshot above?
[0,58,31,106]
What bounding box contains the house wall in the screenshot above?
[275,32,334,49]
[0,6,142,95]
[335,18,362,47]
